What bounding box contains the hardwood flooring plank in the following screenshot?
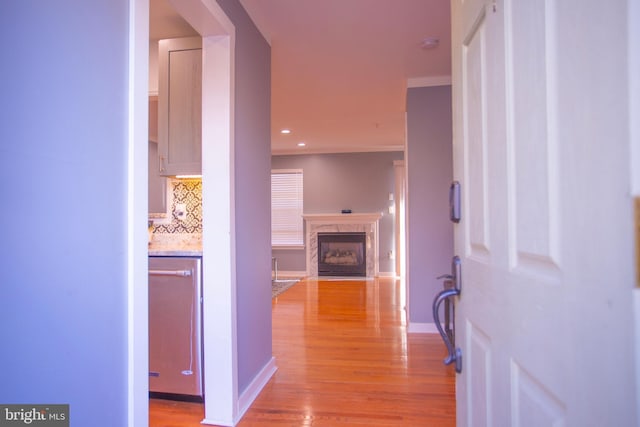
[150,277,455,426]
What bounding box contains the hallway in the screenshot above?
[150,277,455,426]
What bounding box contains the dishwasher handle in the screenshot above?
[149,269,192,277]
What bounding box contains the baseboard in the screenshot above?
[236,356,277,423]
[635,288,640,425]
[377,271,398,278]
[407,75,452,88]
[407,322,441,334]
[273,270,306,279]
[310,276,373,281]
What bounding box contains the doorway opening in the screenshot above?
[133,0,236,425]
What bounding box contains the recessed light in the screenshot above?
[297,142,306,147]
[280,129,291,134]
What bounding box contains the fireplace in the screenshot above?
[304,213,382,277]
[317,232,366,277]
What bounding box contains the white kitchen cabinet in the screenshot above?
[158,37,202,176]
[148,95,168,216]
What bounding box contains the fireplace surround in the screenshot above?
[303,213,382,278]
[317,232,367,276]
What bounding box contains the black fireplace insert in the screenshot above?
[317,232,366,277]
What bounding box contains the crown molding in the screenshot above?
[238,0,271,45]
[271,144,404,156]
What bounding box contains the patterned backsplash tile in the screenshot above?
[153,178,202,234]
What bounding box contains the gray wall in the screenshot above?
[272,151,404,274]
[216,0,272,395]
[0,1,129,425]
[406,85,454,324]
[0,0,272,421]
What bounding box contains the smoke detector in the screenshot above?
[421,37,440,49]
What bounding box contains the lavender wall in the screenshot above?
[272,152,403,274]
[406,85,454,324]
[0,1,129,425]
[216,0,272,394]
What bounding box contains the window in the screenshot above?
[271,169,304,247]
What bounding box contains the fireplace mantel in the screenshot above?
[303,213,383,223]
[304,212,382,277]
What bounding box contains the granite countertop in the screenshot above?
[148,246,202,257]
[148,233,202,257]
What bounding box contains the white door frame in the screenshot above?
[127,1,150,425]
[629,0,640,422]
[128,0,237,425]
[393,160,406,278]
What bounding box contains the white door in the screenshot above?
[450,1,637,426]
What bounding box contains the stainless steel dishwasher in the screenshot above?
[148,256,203,400]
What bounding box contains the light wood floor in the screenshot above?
[150,277,456,426]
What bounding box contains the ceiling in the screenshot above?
[149,0,198,40]
[150,0,451,155]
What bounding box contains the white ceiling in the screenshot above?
[150,0,451,155]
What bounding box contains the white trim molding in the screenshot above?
[271,144,404,156]
[630,0,640,195]
[407,322,441,334]
[635,288,640,425]
[167,0,239,425]
[128,1,150,425]
[235,357,277,424]
[407,75,452,88]
[237,0,271,45]
[274,270,307,279]
[303,213,383,223]
[377,272,399,278]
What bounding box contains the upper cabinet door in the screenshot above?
[158,37,202,176]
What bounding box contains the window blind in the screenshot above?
[271,170,304,246]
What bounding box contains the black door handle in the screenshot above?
[432,288,462,373]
